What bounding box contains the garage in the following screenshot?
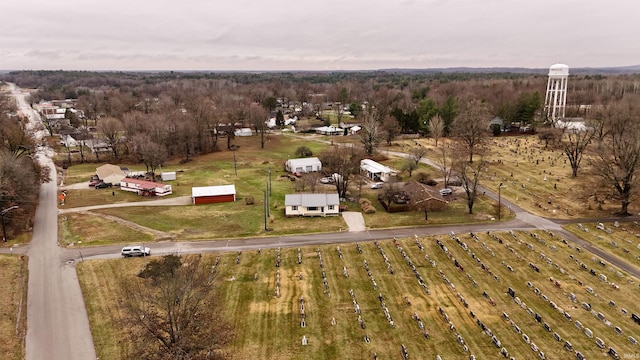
[192,184,236,204]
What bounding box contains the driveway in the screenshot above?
[342,211,366,232]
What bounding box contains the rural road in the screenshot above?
[3,87,639,359]
[8,84,98,360]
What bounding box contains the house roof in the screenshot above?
[285,193,339,207]
[96,164,124,180]
[286,157,321,167]
[192,184,236,197]
[403,182,447,205]
[121,177,168,190]
[360,159,397,175]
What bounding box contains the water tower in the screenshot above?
[544,63,569,122]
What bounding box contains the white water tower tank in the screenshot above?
[544,63,569,122]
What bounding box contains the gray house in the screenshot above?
[284,193,340,217]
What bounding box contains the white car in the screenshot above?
[320,177,333,184]
[371,182,384,189]
[121,245,151,257]
[439,188,453,196]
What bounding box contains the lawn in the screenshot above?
[0,255,28,360]
[77,230,640,360]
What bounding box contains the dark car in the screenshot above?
[95,182,113,189]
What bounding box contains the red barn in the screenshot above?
[192,184,236,204]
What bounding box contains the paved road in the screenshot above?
[8,84,97,360]
[3,106,639,359]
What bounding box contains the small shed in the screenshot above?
[120,178,173,197]
[96,164,126,185]
[285,193,340,217]
[192,184,236,205]
[285,157,322,174]
[360,159,397,182]
[161,172,177,181]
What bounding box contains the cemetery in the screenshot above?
[79,229,640,359]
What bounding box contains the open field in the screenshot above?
[0,255,28,360]
[78,230,640,359]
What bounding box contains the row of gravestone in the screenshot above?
[208,255,221,284]
[362,260,378,290]
[393,237,430,295]
[316,249,331,298]
[373,241,394,275]
[274,269,281,298]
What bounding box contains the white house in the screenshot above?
[285,157,322,174]
[284,193,340,217]
[360,159,398,182]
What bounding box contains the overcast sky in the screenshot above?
[1,0,638,71]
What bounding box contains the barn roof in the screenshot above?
[285,193,339,207]
[192,184,236,197]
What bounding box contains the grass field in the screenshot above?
[77,230,640,360]
[0,255,28,360]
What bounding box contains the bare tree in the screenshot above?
[409,146,427,165]
[381,115,401,146]
[133,134,168,180]
[428,115,445,146]
[318,145,364,199]
[455,152,487,214]
[360,111,384,155]
[98,117,124,159]
[117,254,232,360]
[437,140,454,188]
[452,99,491,163]
[591,100,640,215]
[558,124,595,177]
[402,157,419,177]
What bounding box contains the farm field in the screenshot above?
[78,230,640,360]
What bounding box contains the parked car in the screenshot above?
[88,179,101,187]
[439,188,453,196]
[320,177,334,184]
[121,245,151,257]
[371,182,384,189]
[95,181,113,189]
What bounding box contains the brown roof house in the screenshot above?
[403,182,448,212]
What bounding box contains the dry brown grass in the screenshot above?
[387,135,636,219]
[0,255,28,360]
[78,230,640,360]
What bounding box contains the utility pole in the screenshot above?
[498,183,503,221]
[263,190,268,231]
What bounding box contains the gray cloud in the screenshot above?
[1,0,638,70]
